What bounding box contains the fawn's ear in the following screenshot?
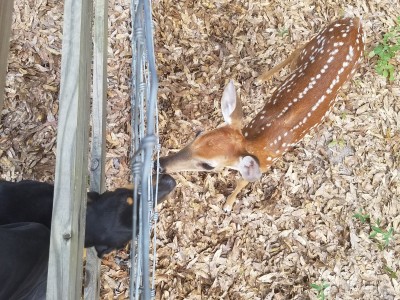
[221,80,243,129]
[236,156,262,182]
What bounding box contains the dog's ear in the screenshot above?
[87,191,100,202]
[94,245,113,258]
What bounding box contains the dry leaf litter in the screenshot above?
[1,0,399,299]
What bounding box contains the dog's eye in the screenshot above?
[195,130,203,138]
[200,162,215,170]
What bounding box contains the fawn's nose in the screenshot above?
[156,158,166,173]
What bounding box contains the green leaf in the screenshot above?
[384,265,398,279]
[353,211,370,224]
[373,20,400,81]
[389,69,395,81]
[371,226,383,233]
[392,45,400,52]
[374,45,384,55]
[310,283,321,290]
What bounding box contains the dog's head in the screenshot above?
[85,174,176,257]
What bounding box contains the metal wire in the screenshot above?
[129,0,159,299]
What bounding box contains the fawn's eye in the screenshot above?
[200,162,215,170]
[195,130,203,138]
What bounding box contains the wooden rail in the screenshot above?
[0,0,14,114]
[46,0,94,298]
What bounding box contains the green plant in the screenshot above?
[278,28,288,37]
[369,17,400,81]
[353,210,370,224]
[310,282,329,300]
[369,219,394,250]
[383,265,398,279]
[328,139,345,148]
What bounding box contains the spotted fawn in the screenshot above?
[160,17,364,212]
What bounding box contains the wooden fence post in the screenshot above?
[0,0,14,114]
[46,0,93,298]
[84,0,108,298]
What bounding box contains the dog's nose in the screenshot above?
[156,174,176,202]
[159,174,176,190]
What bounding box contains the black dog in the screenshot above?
[0,175,176,300]
[1,222,51,300]
[0,176,176,257]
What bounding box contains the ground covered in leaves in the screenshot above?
[1,0,399,299]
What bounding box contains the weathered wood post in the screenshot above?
[0,0,14,113]
[46,0,93,298]
[84,0,108,298]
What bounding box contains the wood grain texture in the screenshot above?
[84,0,108,298]
[0,0,14,113]
[46,0,93,298]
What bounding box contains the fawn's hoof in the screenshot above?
[223,203,232,213]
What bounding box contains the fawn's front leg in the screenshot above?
[223,179,249,213]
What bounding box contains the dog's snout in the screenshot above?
[156,174,176,202]
[159,174,176,190]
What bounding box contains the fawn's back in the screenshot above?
[244,17,364,171]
